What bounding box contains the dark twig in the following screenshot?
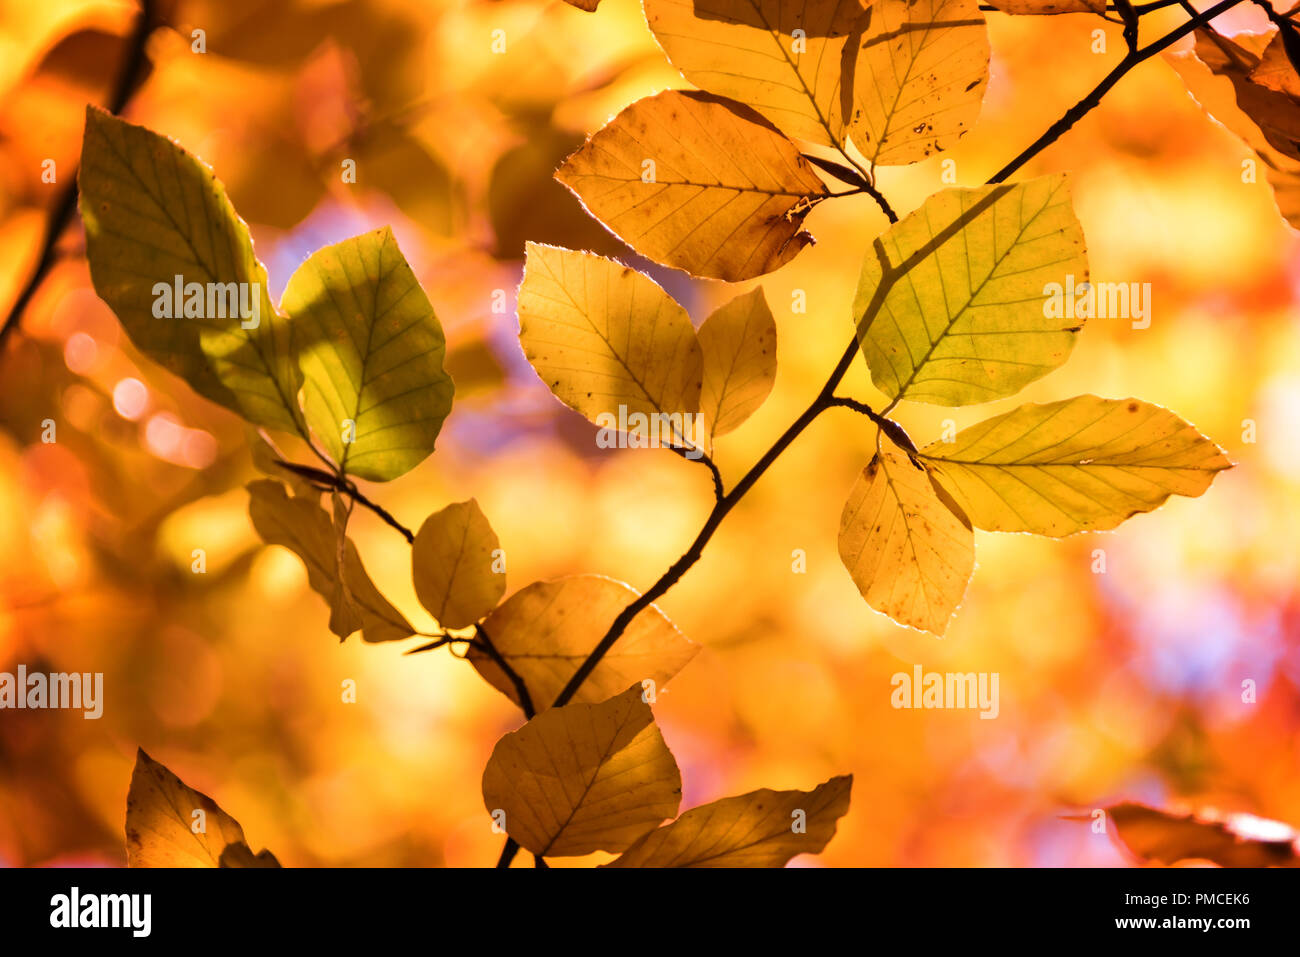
[667,444,725,500]
[0,0,157,353]
[272,460,416,543]
[990,0,1249,184]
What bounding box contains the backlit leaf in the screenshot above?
[604,775,852,867]
[246,480,415,642]
[481,684,682,856]
[698,287,778,441]
[470,575,699,709]
[126,749,278,868]
[281,227,454,482]
[643,0,867,148]
[838,439,974,635]
[917,395,1233,537]
[79,107,303,434]
[517,243,703,435]
[854,174,1088,406]
[847,0,990,166]
[1098,802,1300,868]
[555,90,830,280]
[411,498,505,629]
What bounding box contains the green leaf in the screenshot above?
[603,775,852,867]
[411,498,505,629]
[853,174,1088,407]
[246,480,414,642]
[281,226,455,482]
[917,395,1233,536]
[78,106,303,434]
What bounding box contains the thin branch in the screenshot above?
[990,0,1250,184]
[497,838,520,868]
[271,460,416,543]
[474,623,536,719]
[0,0,157,353]
[667,444,725,501]
[802,153,900,223]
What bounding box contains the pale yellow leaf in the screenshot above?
[838,440,974,635]
[644,0,868,148]
[555,90,830,280]
[470,575,699,710]
[246,479,414,642]
[517,243,703,436]
[854,174,1088,406]
[698,287,778,441]
[411,498,505,629]
[126,749,278,868]
[481,685,682,856]
[917,395,1233,537]
[604,775,852,867]
[847,0,990,166]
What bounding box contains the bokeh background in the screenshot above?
[1,0,1297,867]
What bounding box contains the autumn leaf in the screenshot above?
[643,0,868,149]
[517,243,703,435]
[847,0,990,166]
[838,439,975,635]
[247,479,414,642]
[983,0,1105,14]
[698,287,778,443]
[555,90,830,280]
[1167,26,1300,229]
[854,174,1088,407]
[562,0,602,9]
[1098,802,1300,868]
[126,749,279,868]
[917,395,1232,537]
[604,775,852,867]
[411,498,505,629]
[281,226,454,482]
[481,684,682,856]
[78,107,303,435]
[470,575,698,709]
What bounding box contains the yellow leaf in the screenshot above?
[412,498,505,629]
[854,174,1088,407]
[917,395,1233,537]
[470,575,698,710]
[555,90,830,280]
[78,107,303,434]
[125,749,278,868]
[838,440,974,635]
[246,480,414,642]
[517,243,703,437]
[643,0,868,148]
[281,227,454,482]
[847,0,989,166]
[604,775,852,867]
[481,684,682,856]
[698,288,778,442]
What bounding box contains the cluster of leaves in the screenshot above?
[77,0,1271,867]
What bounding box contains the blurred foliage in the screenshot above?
[1,0,1299,867]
